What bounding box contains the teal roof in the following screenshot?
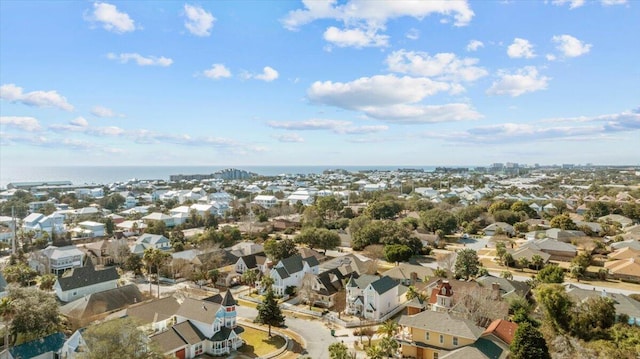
[9,332,65,359]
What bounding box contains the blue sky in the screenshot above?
[1,0,638,168]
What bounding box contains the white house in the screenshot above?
[76,221,106,237]
[21,213,64,237]
[269,254,320,296]
[54,261,119,302]
[234,252,269,274]
[130,233,171,255]
[346,275,400,320]
[253,195,277,209]
[286,188,315,206]
[30,245,85,275]
[142,212,175,227]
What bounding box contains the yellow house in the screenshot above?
[397,311,484,359]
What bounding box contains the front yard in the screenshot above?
[237,326,286,358]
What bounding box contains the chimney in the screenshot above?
[492,283,500,300]
[410,272,418,284]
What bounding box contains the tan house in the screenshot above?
[604,257,640,283]
[397,311,485,359]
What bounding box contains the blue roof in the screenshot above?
[9,332,66,359]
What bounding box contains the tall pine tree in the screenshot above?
[510,322,551,359]
[255,287,285,337]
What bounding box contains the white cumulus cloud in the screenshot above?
[323,27,389,48]
[0,83,74,111]
[183,4,215,37]
[466,40,484,52]
[91,105,121,118]
[254,67,279,82]
[385,50,488,84]
[107,53,173,67]
[307,74,481,123]
[85,2,137,33]
[283,0,475,30]
[507,38,536,59]
[487,66,550,97]
[0,116,43,132]
[552,34,592,57]
[70,117,89,127]
[282,0,474,48]
[551,0,585,9]
[203,64,232,79]
[308,75,450,109]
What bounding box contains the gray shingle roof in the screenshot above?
[280,254,304,274]
[56,263,119,291]
[173,320,207,344]
[398,311,485,340]
[369,275,399,295]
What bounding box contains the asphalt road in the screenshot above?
[236,303,338,358]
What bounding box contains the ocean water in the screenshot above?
[0,165,439,189]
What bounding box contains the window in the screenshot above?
[195,343,203,355]
[439,334,444,344]
[453,337,458,346]
[433,353,439,359]
[425,332,430,341]
[226,306,235,312]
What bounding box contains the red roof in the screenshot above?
[483,319,518,344]
[428,280,453,304]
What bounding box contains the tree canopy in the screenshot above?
[536,265,565,284]
[454,248,480,279]
[80,317,164,359]
[419,208,457,234]
[264,238,298,263]
[7,287,61,343]
[295,227,340,254]
[510,322,551,359]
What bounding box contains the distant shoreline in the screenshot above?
[1,165,443,189]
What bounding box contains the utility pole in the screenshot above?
[11,206,16,254]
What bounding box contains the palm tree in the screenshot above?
[531,255,544,271]
[37,274,57,291]
[365,344,384,359]
[261,275,274,292]
[143,248,170,298]
[405,286,426,302]
[517,257,530,272]
[242,270,258,293]
[377,320,399,339]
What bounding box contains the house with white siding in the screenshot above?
[54,261,119,302]
[269,254,319,296]
[346,275,400,320]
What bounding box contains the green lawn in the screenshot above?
[238,326,286,358]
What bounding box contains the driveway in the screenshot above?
[458,235,491,251]
[236,303,337,358]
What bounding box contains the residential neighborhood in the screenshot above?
[0,165,639,358]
